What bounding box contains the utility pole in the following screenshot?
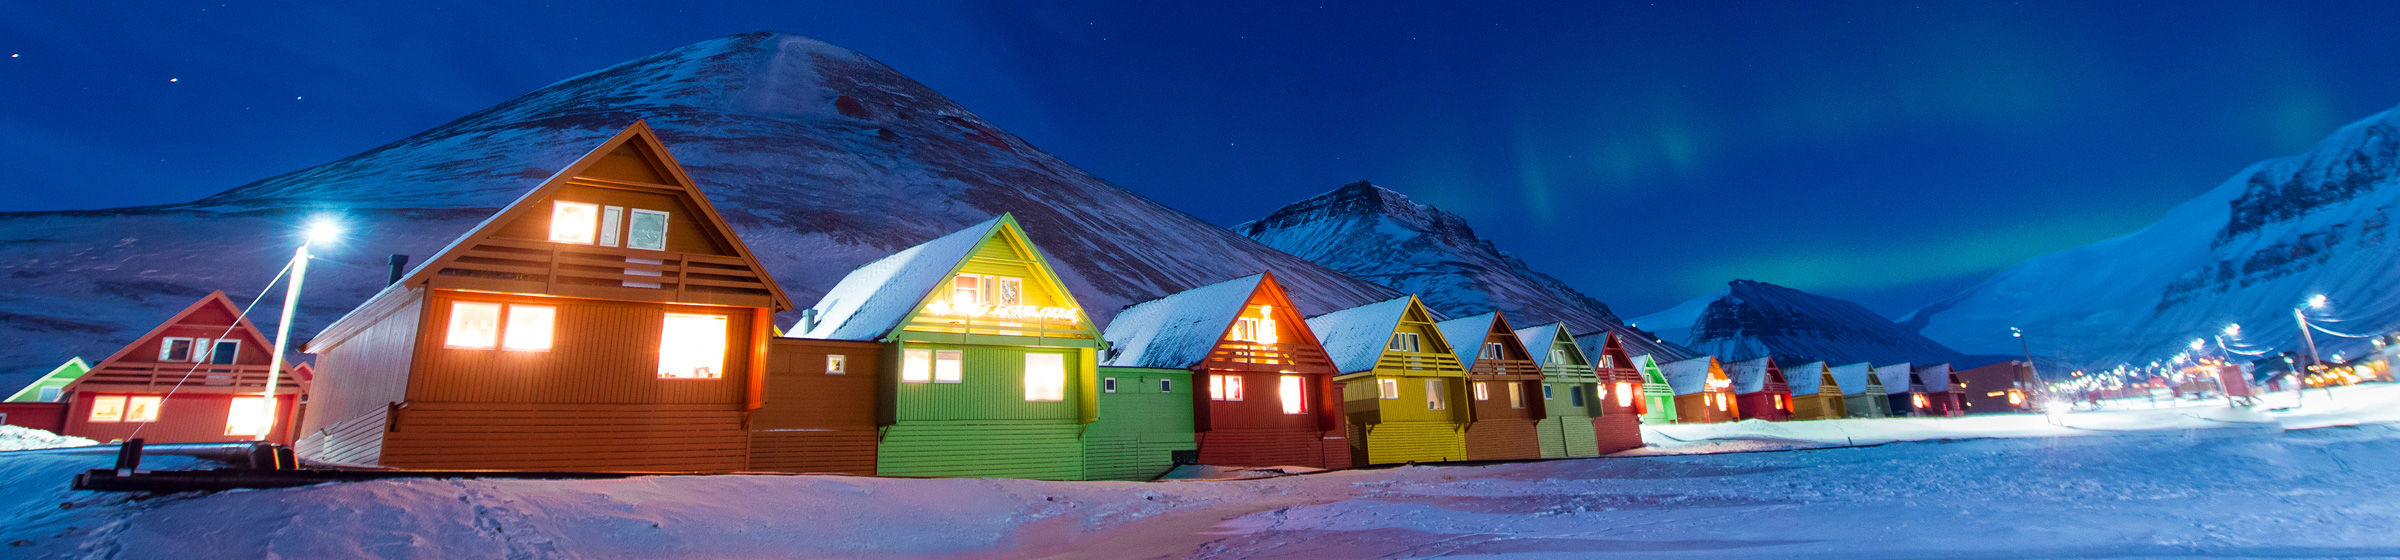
[2012,327,2040,411]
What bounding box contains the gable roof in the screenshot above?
[1783,361,1833,396]
[1724,357,1782,394]
[1630,354,1669,384]
[800,214,1099,344]
[399,121,793,311]
[95,291,271,367]
[1514,323,1586,368]
[1306,296,1432,374]
[1874,363,1917,393]
[1659,357,1721,396]
[1099,273,1273,368]
[1829,362,1880,396]
[5,357,89,402]
[1913,363,1955,391]
[1435,312,1520,369]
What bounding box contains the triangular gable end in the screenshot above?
[1518,324,1589,368]
[1209,271,1336,371]
[1397,297,1458,358]
[1599,332,1636,370]
[397,121,794,311]
[888,214,1102,347]
[5,357,89,402]
[69,291,286,393]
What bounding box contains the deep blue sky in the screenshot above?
[6,2,2399,317]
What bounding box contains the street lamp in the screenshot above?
[257,216,341,441]
[2010,327,2042,411]
[2292,295,2329,406]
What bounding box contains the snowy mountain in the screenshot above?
[1910,104,2400,370]
[1234,181,1694,360]
[0,31,1401,388]
[1633,280,1980,366]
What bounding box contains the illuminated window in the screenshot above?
[1473,381,1490,401]
[1280,375,1306,414]
[826,355,847,375]
[951,274,981,305]
[159,337,197,362]
[1480,342,1503,360]
[991,276,1022,306]
[207,339,240,365]
[1023,353,1065,402]
[1425,379,1447,410]
[1378,378,1399,400]
[125,396,162,423]
[1773,394,1785,410]
[1212,375,1245,401]
[902,349,932,383]
[550,201,599,244]
[658,313,728,379]
[934,350,963,383]
[1598,354,1614,369]
[1508,382,1525,409]
[1103,377,1117,393]
[501,305,555,351]
[445,302,503,349]
[1570,386,1585,407]
[1388,332,1420,353]
[224,397,273,437]
[1913,394,1930,409]
[1230,315,1280,344]
[88,395,126,422]
[626,209,669,251]
[1715,394,1729,412]
[1615,382,1635,407]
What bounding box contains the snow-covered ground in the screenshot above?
[7,383,2400,559]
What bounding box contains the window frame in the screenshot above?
[625,208,670,251]
[1570,385,1586,407]
[549,201,601,245]
[443,301,506,350]
[37,386,61,402]
[901,349,933,383]
[657,312,729,380]
[1508,382,1525,409]
[1159,378,1173,393]
[1480,342,1502,360]
[499,304,556,352]
[159,337,197,362]
[1378,378,1399,400]
[1473,381,1490,401]
[1425,379,1447,410]
[124,395,162,423]
[826,354,847,375]
[1388,332,1421,353]
[1102,377,1118,393]
[207,338,241,365]
[1022,353,1066,402]
[224,396,272,437]
[1279,375,1306,415]
[933,350,964,383]
[88,395,126,422]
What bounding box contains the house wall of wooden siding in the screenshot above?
[875,420,1085,479]
[0,402,65,432]
[379,402,746,472]
[62,392,300,444]
[1957,362,2031,414]
[294,404,389,467]
[1465,379,1543,460]
[1086,367,1195,481]
[408,290,754,405]
[747,338,882,475]
[876,340,1096,479]
[1592,367,1647,453]
[887,343,1089,422]
[1536,381,1600,458]
[298,288,423,443]
[1676,391,1739,424]
[1349,419,1467,465]
[1734,391,1792,421]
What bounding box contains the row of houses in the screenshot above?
[0,123,2036,481]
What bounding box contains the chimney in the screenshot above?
[386,254,410,286]
[798,308,820,334]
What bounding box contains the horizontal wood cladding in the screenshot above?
[73,363,301,395]
[1844,395,1890,418]
[493,182,733,256]
[1083,431,1193,481]
[1195,369,1335,432]
[875,420,1084,479]
[1677,393,1738,424]
[410,290,754,406]
[301,288,422,440]
[426,237,777,310]
[1792,394,1848,420]
[1736,392,1792,421]
[295,406,389,467]
[889,344,1088,423]
[754,338,880,431]
[747,429,876,475]
[1356,420,1466,465]
[62,392,300,444]
[1536,414,1600,458]
[1199,341,1335,373]
[382,402,746,472]
[1468,379,1544,422]
[1087,367,1194,481]
[1464,418,1541,461]
[0,403,65,432]
[1592,413,1644,454]
[1194,428,1347,469]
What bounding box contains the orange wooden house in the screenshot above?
[297,122,794,471]
[1660,356,1739,423]
[57,291,306,444]
[1436,312,1545,461]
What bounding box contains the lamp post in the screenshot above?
[2010,327,2040,411]
[258,218,340,441]
[2292,295,2329,407]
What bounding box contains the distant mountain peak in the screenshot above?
[1635,279,1977,366]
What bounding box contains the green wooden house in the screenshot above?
[1630,354,1679,424]
[796,214,1104,480]
[1084,366,1194,480]
[5,358,88,403]
[1517,323,1600,458]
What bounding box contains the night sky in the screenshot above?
[7,2,2400,317]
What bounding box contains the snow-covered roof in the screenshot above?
[802,216,1004,341]
[1874,363,1917,393]
[1784,361,1832,396]
[1659,357,1718,396]
[1514,323,1581,368]
[1828,362,1879,396]
[1724,357,1779,394]
[1435,312,1501,369]
[1913,363,1954,391]
[1306,297,1417,374]
[1629,354,1666,383]
[1100,274,1263,369]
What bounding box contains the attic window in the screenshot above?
[1550,349,1570,365]
[37,386,60,402]
[159,338,197,362]
[626,209,669,251]
[551,201,669,251]
[951,274,1024,307]
[1229,306,1279,344]
[1480,342,1503,360]
[207,339,240,365]
[550,202,599,244]
[1388,332,1421,353]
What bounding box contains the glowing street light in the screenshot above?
[257,215,342,441]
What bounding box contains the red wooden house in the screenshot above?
[1724,357,1792,421]
[1586,331,1647,453]
[297,122,794,471]
[57,291,306,444]
[1099,272,1349,469]
[1437,312,1545,461]
[1956,360,2034,414]
[1913,363,1965,417]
